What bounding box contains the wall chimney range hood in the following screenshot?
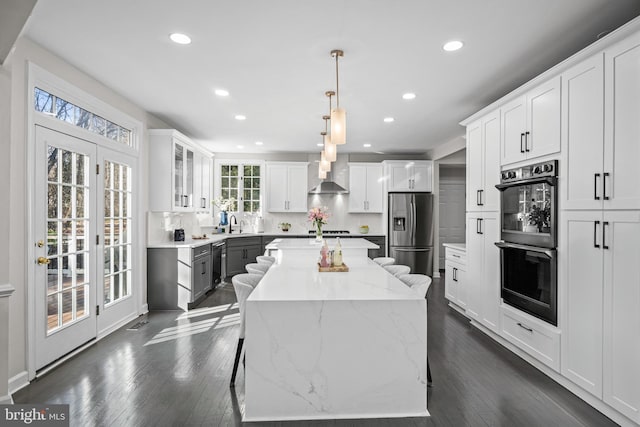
[308,172,349,194]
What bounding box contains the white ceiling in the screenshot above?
[21,0,640,155]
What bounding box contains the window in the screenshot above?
[217,162,262,214]
[34,87,132,146]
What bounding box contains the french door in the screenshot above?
[34,125,136,370]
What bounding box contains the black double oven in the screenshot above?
[495,160,558,326]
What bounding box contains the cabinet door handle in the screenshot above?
[479,190,484,206]
[594,173,601,200]
[520,133,525,153]
[476,190,480,206]
[202,261,206,275]
[603,173,610,200]
[525,131,530,152]
[476,218,483,234]
[183,195,189,207]
[201,197,206,209]
[602,221,609,250]
[517,322,533,333]
[453,267,458,282]
[594,221,600,248]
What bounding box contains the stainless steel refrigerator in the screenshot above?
[388,192,434,277]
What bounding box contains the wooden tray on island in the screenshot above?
[318,263,349,272]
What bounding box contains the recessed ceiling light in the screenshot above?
[443,40,464,52]
[237,145,244,149]
[234,115,246,121]
[214,89,229,97]
[169,33,191,45]
[255,141,263,145]
[402,93,416,100]
[383,117,395,123]
[363,143,372,148]
[317,143,324,147]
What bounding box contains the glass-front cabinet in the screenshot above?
[173,142,194,210]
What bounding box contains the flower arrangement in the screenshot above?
[212,196,236,212]
[527,200,551,232]
[308,206,329,236]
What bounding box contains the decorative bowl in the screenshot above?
[359,225,369,234]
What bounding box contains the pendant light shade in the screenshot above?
[330,49,346,145]
[318,163,327,179]
[322,119,337,162]
[330,108,346,145]
[320,151,331,173]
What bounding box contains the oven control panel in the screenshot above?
[501,160,557,183]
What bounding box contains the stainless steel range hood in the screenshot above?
[308,172,349,194]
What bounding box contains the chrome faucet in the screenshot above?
[229,215,238,234]
[239,219,246,234]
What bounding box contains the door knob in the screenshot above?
[37,257,50,265]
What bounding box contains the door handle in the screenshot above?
[594,173,601,200]
[525,131,530,152]
[453,267,458,282]
[37,256,50,265]
[476,218,483,234]
[594,221,600,248]
[479,190,484,206]
[602,221,609,250]
[603,173,610,200]
[520,133,525,153]
[477,190,481,206]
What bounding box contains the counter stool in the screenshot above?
[373,257,395,267]
[398,273,433,386]
[384,264,411,277]
[230,274,255,387]
[245,262,270,276]
[256,255,276,266]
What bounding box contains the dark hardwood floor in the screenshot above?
[14,275,617,427]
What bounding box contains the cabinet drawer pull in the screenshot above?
[594,221,600,248]
[452,254,461,258]
[603,172,610,200]
[525,131,530,152]
[517,322,533,333]
[602,221,609,250]
[594,173,601,200]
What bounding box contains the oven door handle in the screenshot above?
[494,241,556,258]
[495,176,557,190]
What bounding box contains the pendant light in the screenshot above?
[330,49,346,145]
[322,116,337,162]
[318,163,327,180]
[320,150,331,173]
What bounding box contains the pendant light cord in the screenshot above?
[335,54,340,108]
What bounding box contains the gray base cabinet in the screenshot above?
[226,236,262,277]
[147,243,212,311]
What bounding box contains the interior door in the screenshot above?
[34,126,97,370]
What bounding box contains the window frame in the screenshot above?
[213,159,265,216]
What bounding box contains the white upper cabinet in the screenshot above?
[266,162,308,213]
[603,32,640,210]
[193,152,212,212]
[348,163,383,213]
[384,160,433,192]
[501,76,561,165]
[561,55,605,210]
[149,129,212,212]
[466,109,500,212]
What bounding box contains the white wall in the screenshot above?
[0,67,10,287]
[6,37,169,385]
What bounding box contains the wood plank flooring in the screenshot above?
[14,275,618,426]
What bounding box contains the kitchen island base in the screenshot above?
[245,298,427,421]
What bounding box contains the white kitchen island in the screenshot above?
[264,237,379,264]
[244,239,428,421]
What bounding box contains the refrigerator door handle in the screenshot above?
[410,194,415,244]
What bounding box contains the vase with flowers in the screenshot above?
[308,206,329,242]
[212,196,236,226]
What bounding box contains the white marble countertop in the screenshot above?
[248,256,420,302]
[148,233,385,249]
[265,237,378,251]
[443,242,466,252]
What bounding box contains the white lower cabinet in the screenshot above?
[561,210,640,422]
[465,212,500,333]
[444,246,467,311]
[501,304,561,372]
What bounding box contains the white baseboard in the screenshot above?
[141,303,149,314]
[432,271,441,279]
[8,371,29,396]
[98,312,140,339]
[468,321,638,427]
